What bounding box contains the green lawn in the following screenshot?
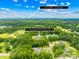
[0,56,10,59]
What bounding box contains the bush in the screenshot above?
[33,47,54,59]
[38,50,54,59]
[64,47,78,57]
[10,44,33,59]
[48,34,59,42]
[32,36,49,47]
[52,41,65,57]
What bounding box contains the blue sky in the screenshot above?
[0,0,79,18]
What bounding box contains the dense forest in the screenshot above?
[0,18,79,59]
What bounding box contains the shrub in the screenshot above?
[48,34,59,42]
[10,44,33,59]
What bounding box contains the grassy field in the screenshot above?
[0,56,10,59]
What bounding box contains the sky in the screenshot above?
[0,0,79,18]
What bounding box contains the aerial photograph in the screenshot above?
[0,0,79,59]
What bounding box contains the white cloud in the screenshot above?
[32,6,35,8]
[56,3,58,5]
[27,9,79,18]
[54,0,57,2]
[40,0,47,4]
[45,9,57,13]
[60,2,64,5]
[72,10,79,14]
[47,4,57,6]
[15,4,22,6]
[25,5,29,8]
[0,11,33,18]
[60,2,71,6]
[24,0,27,2]
[13,0,18,2]
[0,8,10,11]
[0,9,79,18]
[35,0,38,1]
[66,2,71,6]
[0,11,7,15]
[59,12,72,14]
[37,7,40,10]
